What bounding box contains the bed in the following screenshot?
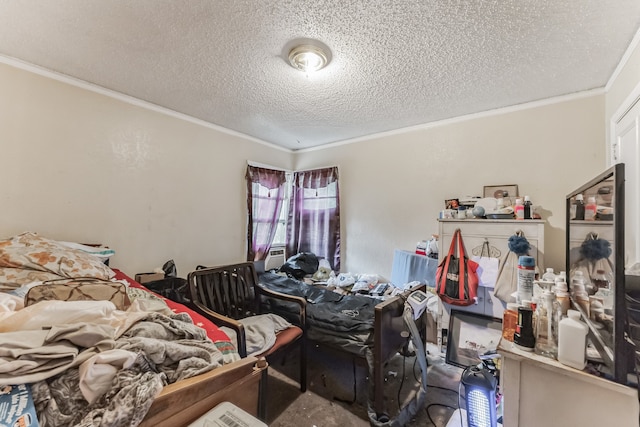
[212,264,429,417]
[0,232,265,427]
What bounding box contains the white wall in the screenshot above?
[606,32,640,130]
[0,63,293,275]
[605,32,640,269]
[296,95,606,279]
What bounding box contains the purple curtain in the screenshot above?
[246,165,287,261]
[286,167,341,271]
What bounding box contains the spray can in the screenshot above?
[514,304,536,352]
[517,256,536,304]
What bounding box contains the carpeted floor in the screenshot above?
[263,342,465,427]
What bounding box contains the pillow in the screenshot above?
[0,232,114,280]
[24,278,130,310]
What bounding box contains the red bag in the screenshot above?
[436,229,479,306]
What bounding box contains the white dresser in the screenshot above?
[499,339,638,427]
[437,219,545,327]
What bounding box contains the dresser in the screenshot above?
[436,219,546,332]
[498,339,638,426]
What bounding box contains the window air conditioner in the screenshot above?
[265,247,286,271]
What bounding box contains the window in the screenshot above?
[246,165,340,270]
[245,166,287,262]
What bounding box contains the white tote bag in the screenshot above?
[471,241,500,288]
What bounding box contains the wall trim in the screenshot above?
[608,79,640,166]
[0,54,290,153]
[1,53,605,156]
[297,88,605,153]
[606,26,640,92]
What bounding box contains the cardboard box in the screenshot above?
[134,272,165,284]
[188,401,266,427]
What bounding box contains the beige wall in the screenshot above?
[0,63,293,275]
[0,61,614,281]
[296,95,606,279]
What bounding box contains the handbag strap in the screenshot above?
[456,229,471,299]
[481,240,490,258]
[456,229,468,259]
[446,229,460,257]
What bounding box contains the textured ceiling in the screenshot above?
[0,1,639,150]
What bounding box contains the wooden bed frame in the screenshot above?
[141,356,267,426]
[252,265,427,417]
[184,262,427,418]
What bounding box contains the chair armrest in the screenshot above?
[254,283,306,331]
[190,301,248,357]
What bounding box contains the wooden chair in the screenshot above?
[187,262,307,418]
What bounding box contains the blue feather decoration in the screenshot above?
[580,237,612,260]
[508,234,531,256]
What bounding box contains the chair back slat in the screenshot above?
[188,262,258,320]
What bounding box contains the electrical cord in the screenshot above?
[397,351,407,411]
[411,356,464,398]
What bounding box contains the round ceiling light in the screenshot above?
[288,44,329,72]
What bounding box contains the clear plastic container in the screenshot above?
[558,310,588,370]
[535,291,559,359]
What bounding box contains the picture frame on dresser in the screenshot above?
[446,310,503,369]
[483,184,519,200]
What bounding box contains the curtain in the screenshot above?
[286,166,341,271]
[246,165,287,261]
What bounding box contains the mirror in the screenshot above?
[566,163,627,383]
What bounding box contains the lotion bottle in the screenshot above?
[515,198,524,220]
[585,196,597,221]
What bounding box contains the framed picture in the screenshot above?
[445,198,460,209]
[483,184,519,200]
[445,310,503,369]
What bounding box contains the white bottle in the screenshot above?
[542,268,556,282]
[558,310,589,370]
[570,270,586,294]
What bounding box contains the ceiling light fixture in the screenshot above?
[288,44,329,72]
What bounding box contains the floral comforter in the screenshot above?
[0,232,114,292]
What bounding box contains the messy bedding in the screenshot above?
[0,232,239,427]
[258,271,380,356]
